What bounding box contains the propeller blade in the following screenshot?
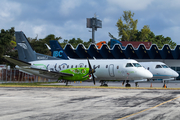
[86,57,96,85]
[87,57,92,70]
[92,74,95,85]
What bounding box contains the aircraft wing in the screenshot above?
[4,55,73,77]
[3,55,31,67]
[27,67,74,77]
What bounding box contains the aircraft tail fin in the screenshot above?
[15,31,62,62]
[15,31,37,62]
[49,40,69,60]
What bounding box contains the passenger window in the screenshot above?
[106,65,108,68]
[155,65,162,68]
[71,65,73,68]
[117,66,119,69]
[126,63,133,67]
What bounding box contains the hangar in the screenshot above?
[62,42,180,80]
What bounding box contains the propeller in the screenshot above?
[83,57,98,85]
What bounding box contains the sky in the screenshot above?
[1,0,180,44]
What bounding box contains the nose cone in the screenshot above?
[140,69,153,79]
[172,71,179,78]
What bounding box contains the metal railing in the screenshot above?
[0,69,50,83]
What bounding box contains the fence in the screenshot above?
[0,69,51,83]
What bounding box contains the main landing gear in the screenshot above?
[100,81,108,87]
[65,80,68,86]
[125,80,131,87]
[122,80,131,87]
[135,82,139,87]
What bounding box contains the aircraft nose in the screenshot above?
[142,70,153,79]
[172,71,179,78]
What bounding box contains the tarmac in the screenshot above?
[0,82,180,120]
[50,80,180,88]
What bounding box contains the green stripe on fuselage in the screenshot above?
[33,64,47,69]
[59,68,90,81]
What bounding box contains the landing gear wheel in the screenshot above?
[125,80,131,87]
[125,84,131,87]
[66,81,68,86]
[135,82,139,87]
[100,81,108,87]
[122,80,125,86]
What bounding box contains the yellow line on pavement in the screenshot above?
[117,96,180,120]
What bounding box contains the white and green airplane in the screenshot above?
[3,31,153,86]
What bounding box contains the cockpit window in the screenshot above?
[133,63,142,67]
[126,63,133,67]
[155,65,162,68]
[162,65,169,68]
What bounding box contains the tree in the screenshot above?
[0,27,16,65]
[30,34,62,56]
[139,25,151,42]
[83,39,92,48]
[116,10,138,41]
[68,38,83,48]
[109,10,176,48]
[153,35,176,49]
[59,38,92,49]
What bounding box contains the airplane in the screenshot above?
[48,40,179,87]
[3,31,153,87]
[135,62,179,88]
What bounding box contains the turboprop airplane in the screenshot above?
[48,40,179,87]
[135,62,179,88]
[3,31,153,87]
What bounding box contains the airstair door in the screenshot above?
[109,64,115,77]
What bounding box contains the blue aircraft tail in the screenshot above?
[49,40,69,60]
[15,31,61,62]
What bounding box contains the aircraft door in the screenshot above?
[109,64,115,77]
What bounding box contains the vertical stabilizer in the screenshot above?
[15,31,36,62]
[50,40,69,60]
[16,31,62,62]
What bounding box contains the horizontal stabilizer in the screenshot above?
[28,67,74,77]
[3,55,31,67]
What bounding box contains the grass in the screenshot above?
[0,82,180,90]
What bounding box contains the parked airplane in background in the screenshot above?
[136,62,179,87]
[4,31,153,87]
[48,40,179,87]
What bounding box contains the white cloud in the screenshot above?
[107,0,154,11]
[59,0,83,15]
[0,0,21,21]
[161,26,180,44]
